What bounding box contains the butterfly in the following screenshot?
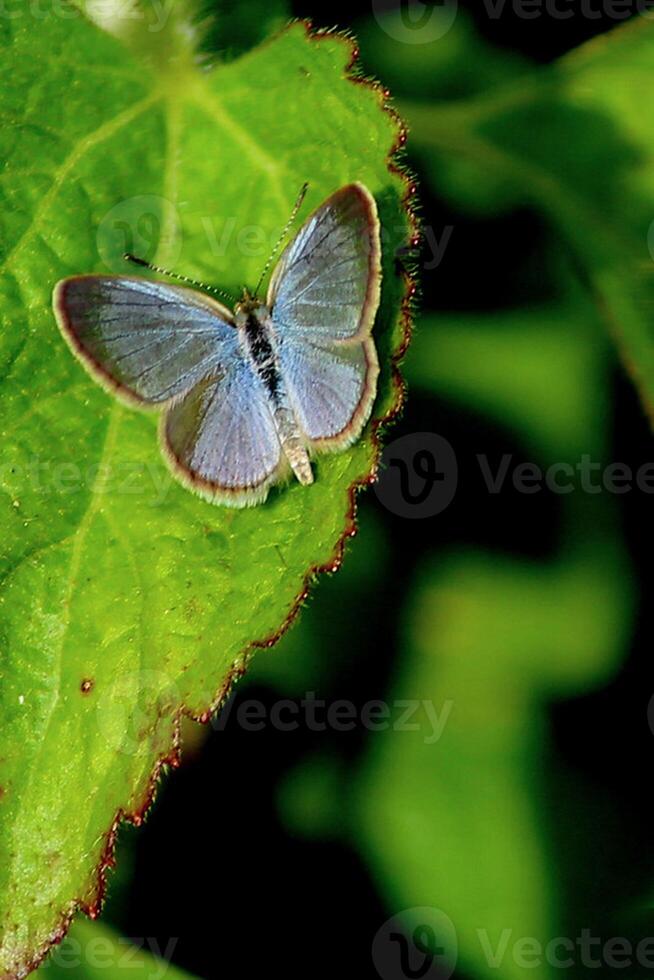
[52,183,381,507]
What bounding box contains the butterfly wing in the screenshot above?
[53,276,239,405]
[162,361,284,506]
[54,275,283,506]
[267,183,381,449]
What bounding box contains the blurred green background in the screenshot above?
[38,1,654,978]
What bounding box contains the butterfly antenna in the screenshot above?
[254,182,309,297]
[123,253,238,305]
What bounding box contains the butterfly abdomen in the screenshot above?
[241,310,313,487]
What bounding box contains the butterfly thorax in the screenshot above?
[235,297,313,487]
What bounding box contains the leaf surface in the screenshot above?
[0,4,410,973]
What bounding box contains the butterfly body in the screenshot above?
[53,183,381,507]
[235,294,313,486]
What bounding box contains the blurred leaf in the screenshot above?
[402,17,654,419]
[281,543,633,980]
[405,280,610,461]
[351,545,632,980]
[355,7,534,214]
[198,0,290,61]
[0,3,409,973]
[354,6,530,103]
[35,918,192,979]
[278,751,344,840]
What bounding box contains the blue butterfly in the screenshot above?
[53,183,381,507]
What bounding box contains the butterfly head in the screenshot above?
[234,288,268,326]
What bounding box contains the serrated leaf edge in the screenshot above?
[7,20,419,980]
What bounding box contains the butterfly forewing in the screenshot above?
[268,183,380,343]
[268,183,381,448]
[54,277,239,404]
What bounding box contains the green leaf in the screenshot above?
[34,918,193,980]
[401,17,654,417]
[0,3,410,973]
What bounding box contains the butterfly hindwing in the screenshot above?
[267,183,381,449]
[275,334,377,448]
[54,276,239,405]
[162,360,284,506]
